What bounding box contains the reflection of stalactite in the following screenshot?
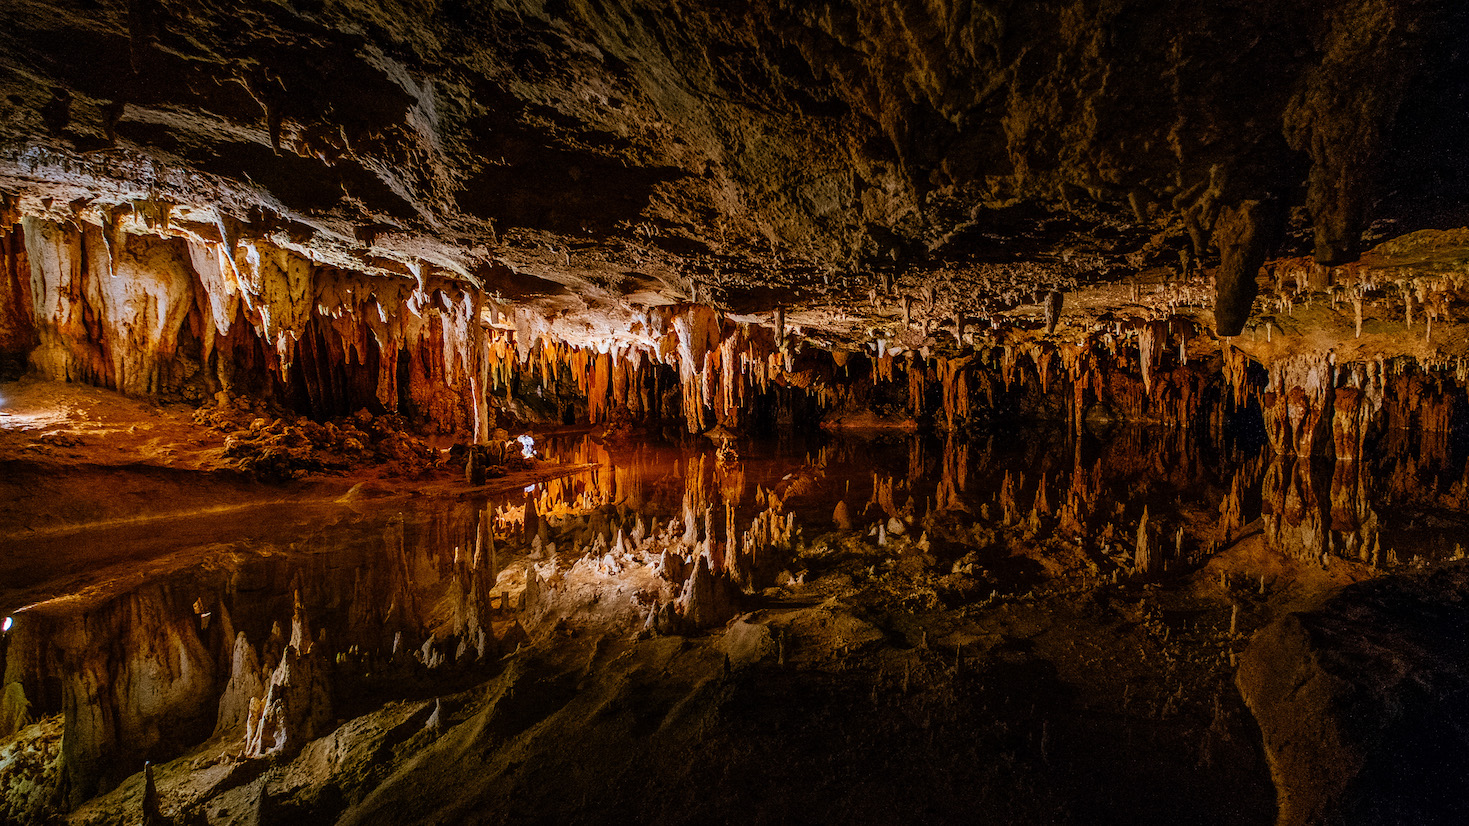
[1135,506,1157,575]
[1258,451,1384,565]
[1057,442,1101,538]
[935,432,969,511]
[999,470,1021,525]
[906,436,927,486]
[245,593,333,759]
[1329,461,1378,562]
[870,474,901,521]
[40,583,218,805]
[1265,457,1327,562]
[1214,454,1266,550]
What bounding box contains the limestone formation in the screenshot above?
[832,501,853,531]
[1135,506,1157,575]
[1238,566,1469,826]
[214,633,266,738]
[48,586,218,806]
[243,599,332,758]
[1,2,1468,823]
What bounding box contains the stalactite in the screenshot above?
[8,213,1469,454]
[1137,320,1166,397]
[937,356,974,429]
[3,218,496,430]
[1043,289,1063,334]
[1262,354,1336,456]
[907,354,925,416]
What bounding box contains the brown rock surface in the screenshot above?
[1237,564,1469,826]
[0,1,1465,338]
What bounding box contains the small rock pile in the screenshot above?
[193,394,445,480]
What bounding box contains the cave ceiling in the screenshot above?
[2,0,1467,343]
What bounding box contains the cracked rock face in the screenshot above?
[1,0,1467,336]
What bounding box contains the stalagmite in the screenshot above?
[2,10,1469,825]
[680,555,738,629]
[244,596,333,758]
[833,500,853,531]
[141,763,166,826]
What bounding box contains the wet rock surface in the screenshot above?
[1237,564,1469,826]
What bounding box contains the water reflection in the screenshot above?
[3,423,1469,805]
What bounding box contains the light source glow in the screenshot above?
[518,434,536,459]
[1,616,11,633]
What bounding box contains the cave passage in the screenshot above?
[5,0,1469,822]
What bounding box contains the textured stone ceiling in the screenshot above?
[2,0,1467,338]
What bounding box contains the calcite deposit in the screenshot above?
[2,1,1469,824]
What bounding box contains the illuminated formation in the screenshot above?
[4,2,1469,824]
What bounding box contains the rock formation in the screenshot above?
[2,1,1469,823]
[47,584,218,806]
[1238,565,1469,825]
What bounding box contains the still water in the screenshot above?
[1,423,1466,807]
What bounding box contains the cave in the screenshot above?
[4,1,1469,824]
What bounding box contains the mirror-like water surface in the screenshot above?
[3,425,1468,823]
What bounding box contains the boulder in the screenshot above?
[1237,564,1469,826]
